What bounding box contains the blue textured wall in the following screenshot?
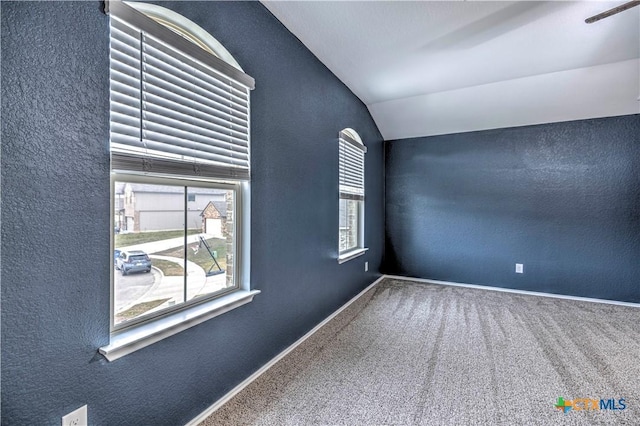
[1,1,383,424]
[385,115,640,303]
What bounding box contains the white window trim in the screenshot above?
[338,128,367,263]
[102,2,257,360]
[102,175,255,361]
[100,288,259,362]
[338,247,369,264]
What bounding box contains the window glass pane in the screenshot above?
[339,198,359,253]
[113,181,185,326]
[186,187,236,301]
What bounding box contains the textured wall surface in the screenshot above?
[1,1,383,425]
[385,115,640,302]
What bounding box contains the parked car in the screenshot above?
[116,250,151,275]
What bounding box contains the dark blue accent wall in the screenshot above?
[385,115,640,303]
[1,2,383,424]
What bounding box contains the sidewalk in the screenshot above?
[116,235,193,254]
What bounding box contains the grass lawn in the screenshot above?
[152,259,184,276]
[115,229,200,247]
[157,237,228,272]
[116,298,171,322]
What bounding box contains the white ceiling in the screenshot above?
[261,1,640,140]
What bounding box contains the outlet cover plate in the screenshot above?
[62,405,87,426]
[515,263,524,274]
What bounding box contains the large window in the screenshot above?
[102,1,257,361]
[338,128,367,262]
[112,178,237,328]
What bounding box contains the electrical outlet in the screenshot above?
[62,405,87,426]
[515,263,524,274]
[364,261,368,272]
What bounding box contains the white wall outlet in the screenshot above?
[515,263,524,274]
[62,405,87,426]
[364,261,369,272]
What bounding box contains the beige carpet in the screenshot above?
[200,278,640,425]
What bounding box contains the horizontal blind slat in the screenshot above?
[111,37,141,62]
[144,37,249,104]
[115,134,249,167]
[340,174,363,186]
[111,91,141,111]
[143,108,249,147]
[144,73,248,121]
[110,68,142,91]
[112,111,141,129]
[142,122,249,159]
[144,93,248,139]
[143,50,249,111]
[109,13,252,181]
[338,138,365,195]
[111,125,140,140]
[339,160,364,176]
[111,101,139,118]
[110,50,141,76]
[111,15,141,39]
[339,161,363,175]
[144,81,248,127]
[143,101,248,143]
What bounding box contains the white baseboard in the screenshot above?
[385,274,640,308]
[185,275,386,426]
[187,273,638,425]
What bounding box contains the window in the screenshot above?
[338,128,367,263]
[102,1,258,361]
[112,179,237,329]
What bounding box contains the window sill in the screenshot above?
[338,247,368,264]
[100,289,260,362]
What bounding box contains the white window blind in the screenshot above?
[339,130,366,200]
[108,1,255,180]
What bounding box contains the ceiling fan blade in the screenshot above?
[585,0,640,24]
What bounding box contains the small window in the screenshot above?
[102,1,258,361]
[338,129,367,263]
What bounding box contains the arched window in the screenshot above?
[125,2,243,69]
[108,1,254,179]
[338,128,367,262]
[103,1,257,361]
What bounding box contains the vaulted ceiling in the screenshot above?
[262,1,640,140]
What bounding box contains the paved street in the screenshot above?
[114,268,159,313]
[114,234,229,320]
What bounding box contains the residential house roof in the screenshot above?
[201,201,227,218]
